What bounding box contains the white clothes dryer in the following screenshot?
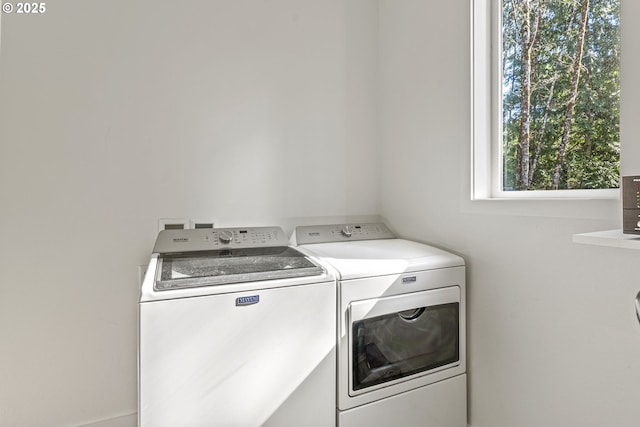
[293,223,467,427]
[139,226,336,427]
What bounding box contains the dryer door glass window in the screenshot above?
[352,302,459,391]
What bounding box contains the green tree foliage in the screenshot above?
[502,0,620,191]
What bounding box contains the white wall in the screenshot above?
[4,1,639,426]
[0,1,379,426]
[378,1,640,427]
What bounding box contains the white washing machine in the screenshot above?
[293,223,467,427]
[139,226,336,427]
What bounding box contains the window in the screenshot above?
[472,0,620,199]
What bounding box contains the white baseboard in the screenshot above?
[76,413,137,427]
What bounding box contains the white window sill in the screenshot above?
[573,229,640,250]
[473,188,620,201]
[461,194,620,220]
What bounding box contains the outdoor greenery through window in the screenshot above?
[501,0,620,192]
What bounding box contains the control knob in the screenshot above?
[219,230,233,244]
[341,225,353,237]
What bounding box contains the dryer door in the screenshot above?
[348,287,460,396]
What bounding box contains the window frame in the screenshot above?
[470,0,620,201]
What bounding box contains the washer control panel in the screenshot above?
[153,226,286,253]
[295,223,395,245]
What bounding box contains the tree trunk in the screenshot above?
[516,0,532,190]
[530,74,557,184]
[516,0,544,190]
[552,0,590,189]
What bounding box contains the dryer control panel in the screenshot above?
[295,223,395,245]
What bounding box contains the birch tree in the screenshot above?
[552,0,590,189]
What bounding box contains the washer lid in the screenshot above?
[150,226,326,290]
[300,239,464,279]
[155,246,324,290]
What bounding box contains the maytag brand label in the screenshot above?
[402,276,417,284]
[236,295,260,306]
